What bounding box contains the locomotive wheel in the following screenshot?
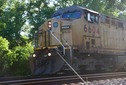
[34,54,64,75]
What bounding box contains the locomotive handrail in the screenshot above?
[50,30,65,55]
[62,38,72,62]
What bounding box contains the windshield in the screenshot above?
[52,15,61,19]
[62,11,81,19]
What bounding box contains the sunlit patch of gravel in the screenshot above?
[62,78,126,85]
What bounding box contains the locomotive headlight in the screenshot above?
[88,54,90,57]
[48,21,52,28]
[33,54,36,57]
[48,53,51,56]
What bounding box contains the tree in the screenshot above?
[26,0,55,39]
[0,36,10,76]
[0,0,34,76]
[0,0,7,32]
[0,0,28,48]
[9,43,34,76]
[54,0,126,18]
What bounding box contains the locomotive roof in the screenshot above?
[52,6,99,17]
[52,6,126,23]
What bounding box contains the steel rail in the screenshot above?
[1,72,126,85]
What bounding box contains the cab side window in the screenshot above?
[84,10,99,23]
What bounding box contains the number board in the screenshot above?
[61,25,70,30]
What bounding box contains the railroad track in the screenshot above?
[1,72,126,85]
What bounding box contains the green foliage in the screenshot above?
[118,12,126,20]
[0,36,10,76]
[26,0,55,39]
[0,1,27,47]
[0,37,9,50]
[9,43,34,76]
[0,0,35,76]
[0,35,33,76]
[55,0,126,19]
[0,23,6,31]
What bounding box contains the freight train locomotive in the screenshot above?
[29,6,126,75]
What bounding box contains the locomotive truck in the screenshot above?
[29,6,126,75]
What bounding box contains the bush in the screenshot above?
[0,36,34,76]
[9,43,34,76]
[0,36,10,76]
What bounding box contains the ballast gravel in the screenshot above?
[63,78,126,85]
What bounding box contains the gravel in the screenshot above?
[63,78,126,85]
